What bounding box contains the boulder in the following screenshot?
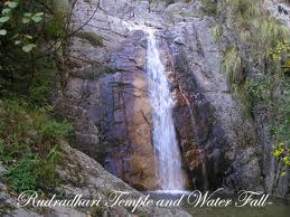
[0,143,191,217]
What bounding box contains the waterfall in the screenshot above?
[145,29,186,191]
[124,21,186,190]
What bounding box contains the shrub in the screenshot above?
[0,0,67,103]
[0,99,72,193]
[6,154,39,192]
[0,0,73,194]
[214,0,290,169]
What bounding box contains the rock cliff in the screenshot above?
[55,0,289,196]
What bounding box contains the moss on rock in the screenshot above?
[76,31,104,47]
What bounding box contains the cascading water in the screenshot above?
[145,29,186,191]
[125,22,186,191]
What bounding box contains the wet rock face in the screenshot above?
[57,0,264,191]
[58,31,159,189]
[165,19,260,191]
[100,32,158,190]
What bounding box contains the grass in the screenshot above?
[0,98,73,193]
[0,0,74,194]
[210,0,290,169]
[201,0,218,15]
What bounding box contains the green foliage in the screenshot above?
[52,0,70,20]
[76,31,104,47]
[216,0,290,169]
[0,0,73,194]
[29,67,56,105]
[223,47,242,85]
[5,154,39,192]
[0,0,44,53]
[272,143,290,176]
[243,67,290,170]
[45,16,66,39]
[0,0,67,100]
[201,0,218,15]
[245,75,273,103]
[0,99,73,193]
[4,147,62,192]
[211,24,223,42]
[220,0,290,72]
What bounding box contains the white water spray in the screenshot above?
[126,22,186,190]
[145,29,186,190]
